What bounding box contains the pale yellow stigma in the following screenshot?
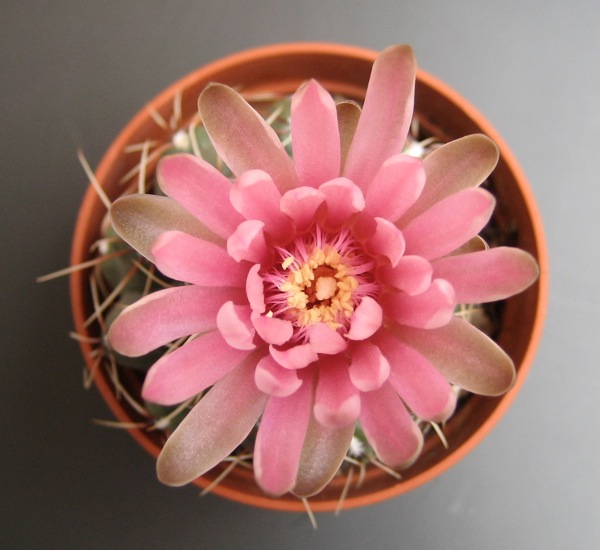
[315,276,337,300]
[280,245,358,329]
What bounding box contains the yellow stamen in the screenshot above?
[282,256,295,270]
[280,246,358,330]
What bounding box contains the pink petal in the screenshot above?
[254,375,313,496]
[293,416,355,497]
[402,134,499,224]
[376,330,456,421]
[383,279,456,329]
[142,330,252,405]
[198,83,298,192]
[230,170,292,241]
[157,153,243,239]
[364,217,405,266]
[319,177,365,231]
[246,264,266,313]
[432,247,539,303]
[348,341,390,391]
[346,296,383,340]
[314,357,360,429]
[291,79,341,188]
[226,220,270,264]
[156,360,267,486]
[152,230,247,287]
[359,383,423,468]
[269,343,319,370]
[364,154,425,221]
[216,302,256,350]
[343,45,416,191]
[254,354,303,397]
[402,187,496,261]
[280,186,325,232]
[107,285,244,357]
[110,195,215,262]
[251,311,293,346]
[391,316,516,396]
[378,255,433,295]
[308,322,348,354]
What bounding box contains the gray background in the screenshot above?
[2,2,596,549]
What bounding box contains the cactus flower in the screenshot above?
[107,45,539,497]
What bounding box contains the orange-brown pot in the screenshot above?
[70,43,548,512]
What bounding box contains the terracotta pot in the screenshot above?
[70,43,548,512]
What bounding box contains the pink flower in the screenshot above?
[107,45,539,497]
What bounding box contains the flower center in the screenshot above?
[263,227,378,337]
[279,244,359,330]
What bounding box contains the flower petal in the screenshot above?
[230,170,292,241]
[308,322,348,354]
[216,302,256,350]
[402,134,499,224]
[346,296,383,340]
[254,376,313,496]
[156,360,267,486]
[280,186,325,233]
[254,354,303,397]
[364,217,405,266]
[157,153,244,239]
[251,311,293,346]
[402,187,496,260]
[349,341,390,391]
[269,343,319,370]
[337,100,361,173]
[432,247,539,303]
[142,330,253,405]
[343,45,416,191]
[383,279,456,329]
[151,230,247,287]
[226,220,271,264]
[359,383,423,468]
[107,285,244,357]
[378,255,433,296]
[376,330,456,421]
[447,235,488,256]
[291,79,340,187]
[199,83,298,192]
[110,195,216,261]
[314,357,360,429]
[391,316,517,395]
[246,264,266,313]
[293,416,355,497]
[319,177,365,231]
[364,154,425,222]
